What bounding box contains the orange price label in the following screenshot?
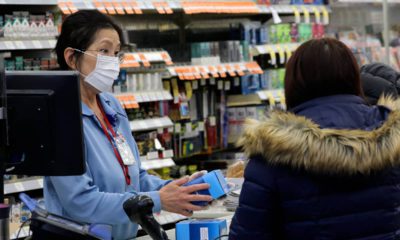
[104,1,117,15]
[234,64,245,76]
[58,2,72,14]
[225,65,236,77]
[120,54,140,68]
[161,52,173,65]
[192,67,202,79]
[199,67,209,79]
[112,1,126,14]
[130,1,143,14]
[216,65,227,78]
[138,53,150,67]
[162,2,173,14]
[66,2,78,13]
[93,1,108,14]
[153,2,166,14]
[121,1,134,14]
[208,66,220,78]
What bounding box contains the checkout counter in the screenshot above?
[136,177,242,240]
[136,201,234,240]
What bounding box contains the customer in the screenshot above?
[229,38,400,239]
[361,62,399,104]
[44,10,211,240]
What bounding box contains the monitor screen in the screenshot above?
[4,71,85,176]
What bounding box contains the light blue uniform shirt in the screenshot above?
[44,93,169,240]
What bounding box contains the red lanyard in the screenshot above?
[96,98,131,185]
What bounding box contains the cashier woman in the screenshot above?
[44,10,212,240]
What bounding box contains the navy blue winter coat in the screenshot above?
[229,94,400,240]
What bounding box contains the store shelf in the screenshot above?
[256,89,284,103]
[258,4,331,14]
[57,1,330,16]
[130,116,174,132]
[251,42,301,57]
[227,94,263,107]
[0,39,57,51]
[0,0,57,4]
[115,94,140,109]
[141,158,175,170]
[5,177,43,195]
[167,62,263,80]
[132,90,173,103]
[334,0,400,3]
[120,51,173,68]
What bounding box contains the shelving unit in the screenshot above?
[57,0,330,16]
[4,177,43,195]
[130,116,174,132]
[0,39,57,51]
[141,158,175,170]
[0,0,57,5]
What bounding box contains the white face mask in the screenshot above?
[74,49,120,92]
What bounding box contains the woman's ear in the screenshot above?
[64,47,77,70]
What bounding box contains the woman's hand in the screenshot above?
[159,176,213,217]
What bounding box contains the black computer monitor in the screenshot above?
[3,71,85,176]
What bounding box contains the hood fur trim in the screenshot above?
[238,96,400,175]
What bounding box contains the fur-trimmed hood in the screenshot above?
[238,97,400,175]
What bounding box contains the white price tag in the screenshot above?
[14,41,25,49]
[209,77,216,85]
[149,92,157,101]
[192,80,199,90]
[185,122,192,133]
[209,116,216,126]
[234,77,240,86]
[162,91,172,100]
[198,121,205,131]
[32,40,42,49]
[14,182,24,192]
[175,123,181,133]
[135,94,143,102]
[142,93,150,102]
[38,179,44,188]
[224,81,231,91]
[217,81,223,90]
[163,150,174,158]
[200,78,206,86]
[147,151,159,160]
[4,41,14,49]
[257,91,267,100]
[153,119,163,128]
[156,91,164,100]
[137,121,147,130]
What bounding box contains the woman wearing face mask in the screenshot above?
[44,10,212,240]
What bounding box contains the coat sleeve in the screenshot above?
[229,157,281,240]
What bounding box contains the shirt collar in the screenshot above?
[81,93,121,126]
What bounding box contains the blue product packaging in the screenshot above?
[290,0,304,4]
[176,219,227,240]
[184,170,229,206]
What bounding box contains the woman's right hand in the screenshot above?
[159,176,213,217]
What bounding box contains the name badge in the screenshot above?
[115,133,136,165]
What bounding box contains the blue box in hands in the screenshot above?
[184,170,229,206]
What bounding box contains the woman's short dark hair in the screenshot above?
[55,10,123,70]
[284,38,363,109]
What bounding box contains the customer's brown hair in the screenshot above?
[284,38,363,109]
